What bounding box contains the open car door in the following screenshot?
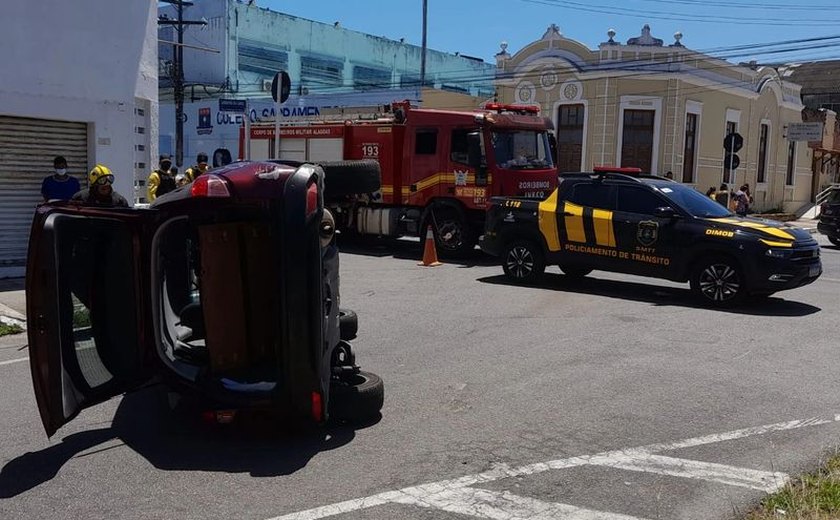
[26,205,157,436]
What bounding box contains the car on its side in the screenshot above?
[26,160,384,436]
[480,169,822,306]
[817,185,840,247]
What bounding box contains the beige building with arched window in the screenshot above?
[495,24,813,212]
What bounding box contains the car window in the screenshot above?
[616,186,667,214]
[653,183,731,218]
[567,183,616,210]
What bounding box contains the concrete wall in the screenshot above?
[0,0,158,203]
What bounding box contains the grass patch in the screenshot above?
[73,308,91,328]
[0,323,24,336]
[748,452,840,519]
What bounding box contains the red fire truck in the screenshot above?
[239,101,557,256]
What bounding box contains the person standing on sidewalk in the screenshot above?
[41,156,80,202]
[184,152,210,183]
[147,154,177,202]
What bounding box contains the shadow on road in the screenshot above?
[477,272,822,317]
[0,387,379,498]
[336,234,496,268]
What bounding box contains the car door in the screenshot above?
[26,204,157,436]
[557,181,617,270]
[613,185,678,277]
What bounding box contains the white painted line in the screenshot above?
[587,454,789,492]
[393,487,648,520]
[265,415,840,520]
[0,356,28,367]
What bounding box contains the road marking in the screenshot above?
[0,356,28,367]
[266,415,840,520]
[393,487,648,520]
[587,453,788,492]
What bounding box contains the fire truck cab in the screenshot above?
[241,101,557,256]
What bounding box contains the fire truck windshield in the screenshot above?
[491,130,554,170]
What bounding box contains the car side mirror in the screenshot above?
[653,206,679,219]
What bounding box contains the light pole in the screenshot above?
[420,0,428,98]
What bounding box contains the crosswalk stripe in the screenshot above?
[393,487,649,520]
[587,454,789,492]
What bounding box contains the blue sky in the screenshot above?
[262,0,840,64]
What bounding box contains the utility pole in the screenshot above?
[159,1,206,168]
[420,0,428,96]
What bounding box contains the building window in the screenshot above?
[620,110,655,172]
[556,104,585,173]
[723,120,737,183]
[415,130,437,155]
[135,126,145,134]
[400,73,434,89]
[353,66,391,90]
[238,39,288,77]
[300,55,344,89]
[757,123,769,183]
[135,144,145,151]
[134,108,145,116]
[683,113,697,183]
[786,140,796,186]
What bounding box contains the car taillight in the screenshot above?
[305,181,319,217]
[190,174,231,198]
[311,391,323,422]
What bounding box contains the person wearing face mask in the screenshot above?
[147,154,177,202]
[41,156,81,202]
[71,164,129,208]
[184,152,210,183]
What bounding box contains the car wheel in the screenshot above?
[690,256,746,307]
[828,236,840,247]
[339,309,358,341]
[329,371,384,423]
[427,209,475,258]
[559,265,593,278]
[502,240,545,284]
[319,160,382,200]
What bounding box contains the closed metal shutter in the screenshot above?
[0,116,88,275]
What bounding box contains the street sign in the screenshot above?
[723,132,743,153]
[219,98,247,113]
[723,154,741,170]
[271,71,291,104]
[787,122,824,142]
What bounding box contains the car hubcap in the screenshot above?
[506,246,534,278]
[437,220,463,250]
[698,263,740,301]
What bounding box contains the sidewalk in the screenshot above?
[788,217,819,233]
[0,277,26,327]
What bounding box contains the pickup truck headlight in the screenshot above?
[765,248,792,259]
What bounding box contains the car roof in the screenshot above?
[560,171,677,188]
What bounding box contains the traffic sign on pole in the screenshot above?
[219,98,247,113]
[271,71,291,104]
[723,132,743,153]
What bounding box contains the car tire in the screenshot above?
[329,371,384,423]
[318,160,381,200]
[559,265,593,278]
[339,309,358,340]
[828,236,840,247]
[502,240,545,284]
[690,256,746,307]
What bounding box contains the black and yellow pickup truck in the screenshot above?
[479,169,822,306]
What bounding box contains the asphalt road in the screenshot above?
[1,235,839,520]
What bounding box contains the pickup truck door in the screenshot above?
[557,182,618,269]
[612,185,679,276]
[26,205,157,436]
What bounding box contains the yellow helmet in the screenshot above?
[88,164,114,186]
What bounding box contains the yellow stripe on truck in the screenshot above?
[539,189,561,251]
[564,202,586,243]
[592,209,616,247]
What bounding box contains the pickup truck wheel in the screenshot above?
[318,160,381,200]
[339,309,358,340]
[329,371,384,423]
[690,256,745,307]
[559,265,592,278]
[828,236,840,247]
[502,240,545,283]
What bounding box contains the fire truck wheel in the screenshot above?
[429,209,475,257]
[502,240,545,283]
[318,160,381,200]
[329,371,384,423]
[339,309,358,340]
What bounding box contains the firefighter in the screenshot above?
[184,152,210,183]
[72,164,130,207]
[147,154,177,202]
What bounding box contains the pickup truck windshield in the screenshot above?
[492,130,554,170]
[655,183,732,218]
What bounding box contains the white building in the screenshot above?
[0,0,158,278]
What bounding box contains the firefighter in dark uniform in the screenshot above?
[147,154,177,202]
[72,164,130,207]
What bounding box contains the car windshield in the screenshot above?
[653,183,732,218]
[826,189,840,204]
[492,130,554,170]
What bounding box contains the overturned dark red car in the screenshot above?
[26,160,384,436]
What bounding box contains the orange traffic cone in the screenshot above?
[418,225,442,267]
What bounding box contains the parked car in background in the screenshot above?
[818,186,840,247]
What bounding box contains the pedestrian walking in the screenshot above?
[72,164,130,207]
[664,171,674,180]
[714,183,729,207]
[734,184,750,217]
[41,155,81,201]
[147,154,177,202]
[706,186,717,199]
[185,152,210,183]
